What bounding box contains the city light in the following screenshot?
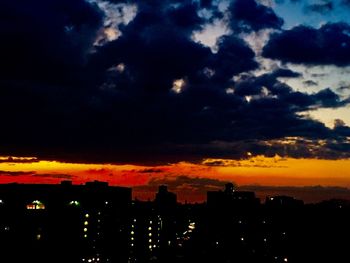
[69,200,80,206]
[26,200,45,210]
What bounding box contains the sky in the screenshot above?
[1,0,350,203]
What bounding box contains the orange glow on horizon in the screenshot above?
[1,155,350,202]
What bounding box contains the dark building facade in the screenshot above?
[0,181,131,263]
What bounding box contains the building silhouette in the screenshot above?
[0,181,349,263]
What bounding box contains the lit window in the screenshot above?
[84,221,88,226]
[284,258,288,262]
[131,231,134,235]
[26,200,45,210]
[84,234,88,238]
[149,239,152,243]
[85,214,89,218]
[149,233,152,237]
[148,227,152,230]
[84,228,88,232]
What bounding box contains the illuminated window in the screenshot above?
[84,221,88,226]
[85,214,89,218]
[26,200,45,210]
[84,228,88,232]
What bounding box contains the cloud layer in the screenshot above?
[1,0,350,164]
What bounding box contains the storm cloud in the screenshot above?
[263,23,350,66]
[1,0,350,165]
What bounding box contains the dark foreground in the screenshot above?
[0,182,349,263]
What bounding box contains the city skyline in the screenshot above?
[1,0,350,203]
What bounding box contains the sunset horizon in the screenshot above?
[2,154,350,203]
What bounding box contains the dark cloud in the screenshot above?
[0,0,102,83]
[208,34,258,81]
[0,171,35,176]
[337,84,350,92]
[263,23,350,66]
[138,168,165,173]
[0,157,39,163]
[303,80,318,87]
[239,185,350,203]
[33,173,75,179]
[311,73,327,78]
[0,0,350,165]
[341,0,350,7]
[304,1,333,14]
[313,88,343,108]
[0,170,74,179]
[228,0,284,32]
[135,175,230,194]
[200,0,213,8]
